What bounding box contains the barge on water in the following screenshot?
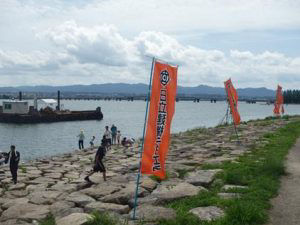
[0,91,103,124]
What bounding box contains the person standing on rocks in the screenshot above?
[117,130,121,146]
[5,145,20,184]
[84,142,107,183]
[111,124,117,145]
[77,129,85,149]
[103,126,111,149]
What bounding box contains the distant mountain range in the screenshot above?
[0,83,275,98]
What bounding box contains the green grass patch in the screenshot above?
[158,119,300,225]
[282,115,290,120]
[150,171,170,182]
[19,165,27,173]
[176,169,190,179]
[39,214,55,225]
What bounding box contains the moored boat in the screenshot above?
[0,91,103,124]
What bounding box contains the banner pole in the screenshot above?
[132,57,155,220]
[233,122,240,143]
[225,86,239,143]
[232,103,240,143]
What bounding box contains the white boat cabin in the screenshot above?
[2,100,29,114]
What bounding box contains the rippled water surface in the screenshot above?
[0,100,299,161]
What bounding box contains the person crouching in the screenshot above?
[84,142,107,183]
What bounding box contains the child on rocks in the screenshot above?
[90,136,95,148]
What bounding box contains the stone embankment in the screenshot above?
[0,118,293,225]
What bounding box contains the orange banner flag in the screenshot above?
[224,79,241,125]
[274,85,284,115]
[273,103,280,115]
[141,60,178,179]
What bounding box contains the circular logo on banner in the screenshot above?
[160,70,170,86]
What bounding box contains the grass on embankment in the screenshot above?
[159,119,300,225]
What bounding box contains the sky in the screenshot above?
[0,0,300,89]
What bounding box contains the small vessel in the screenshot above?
[0,91,103,124]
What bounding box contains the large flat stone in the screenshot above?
[222,185,248,191]
[25,177,56,185]
[129,205,176,221]
[85,202,130,214]
[26,170,42,175]
[50,183,77,193]
[218,193,241,199]
[29,190,64,205]
[184,169,222,187]
[51,203,84,219]
[151,182,206,204]
[80,183,121,199]
[189,206,224,221]
[44,173,63,179]
[1,198,29,210]
[0,203,50,221]
[5,190,28,198]
[8,183,26,191]
[65,192,96,207]
[56,213,92,225]
[1,219,32,225]
[26,184,48,192]
[101,183,148,205]
[140,177,158,192]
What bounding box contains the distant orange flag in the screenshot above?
[141,60,178,179]
[224,79,241,125]
[274,85,284,115]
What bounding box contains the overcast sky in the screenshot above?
[0,0,300,89]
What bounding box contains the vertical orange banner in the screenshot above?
[274,85,284,115]
[141,60,178,179]
[224,79,241,125]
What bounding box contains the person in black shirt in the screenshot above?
[84,142,107,183]
[5,145,20,184]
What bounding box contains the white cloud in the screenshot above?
[1,0,300,43]
[0,0,299,88]
[40,21,136,67]
[66,0,300,33]
[0,21,299,89]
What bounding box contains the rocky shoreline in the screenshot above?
[0,117,296,225]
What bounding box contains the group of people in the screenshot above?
[0,124,136,185]
[78,124,136,183]
[77,124,122,150]
[103,124,121,146]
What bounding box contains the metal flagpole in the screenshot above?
[231,103,240,143]
[233,121,240,143]
[132,57,155,220]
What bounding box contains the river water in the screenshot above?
[0,100,299,161]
